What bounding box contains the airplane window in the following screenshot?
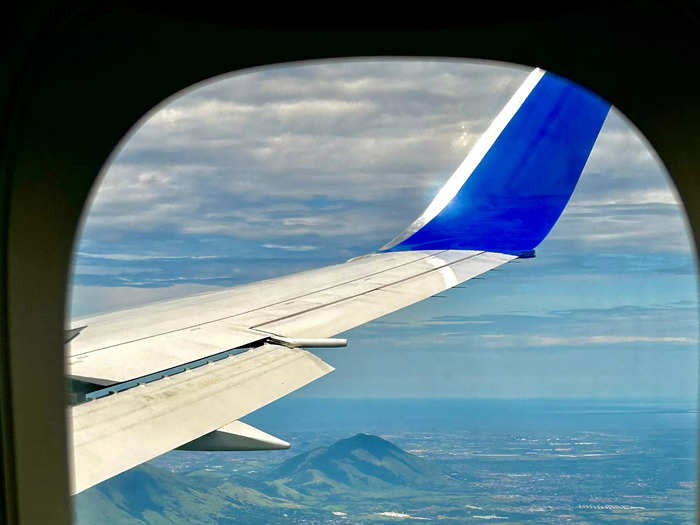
[67,60,697,523]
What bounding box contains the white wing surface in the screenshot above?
[67,68,610,494]
[67,250,511,384]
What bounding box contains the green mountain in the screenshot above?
[73,463,304,524]
[269,433,455,495]
[73,433,456,523]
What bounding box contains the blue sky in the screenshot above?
[69,60,698,399]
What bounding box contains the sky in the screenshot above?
[69,59,698,399]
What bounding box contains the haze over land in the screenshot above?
[74,399,697,524]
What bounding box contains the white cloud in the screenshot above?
[77,252,220,261]
[480,333,695,347]
[549,202,691,252]
[262,244,317,252]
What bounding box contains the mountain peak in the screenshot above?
[270,433,453,494]
[326,433,402,457]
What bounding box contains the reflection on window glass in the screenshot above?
[69,60,697,524]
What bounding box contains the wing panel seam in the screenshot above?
[251,251,488,330]
[69,250,448,357]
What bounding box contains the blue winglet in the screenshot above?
[382,69,610,256]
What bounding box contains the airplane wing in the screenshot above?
[66,67,610,494]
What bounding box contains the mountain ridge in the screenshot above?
[74,433,456,523]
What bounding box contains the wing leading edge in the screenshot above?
[67,68,610,494]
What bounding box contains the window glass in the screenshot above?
[70,60,697,524]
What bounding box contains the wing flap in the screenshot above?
[69,343,333,494]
